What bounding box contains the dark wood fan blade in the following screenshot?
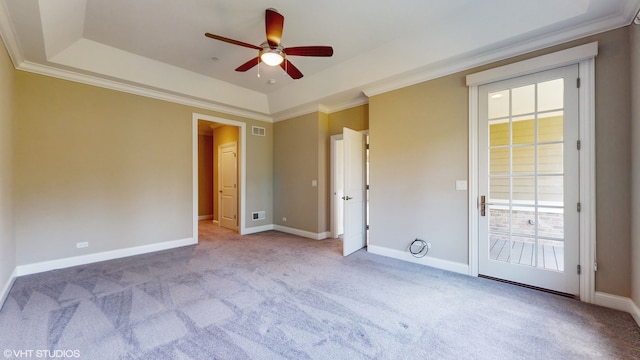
[235,57,261,72]
[205,33,261,50]
[284,46,333,57]
[266,9,284,48]
[280,59,303,79]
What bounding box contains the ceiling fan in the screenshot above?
[205,8,333,79]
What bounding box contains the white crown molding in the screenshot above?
[2,0,637,121]
[271,96,369,122]
[326,96,369,114]
[363,11,632,98]
[0,0,24,66]
[0,2,274,122]
[466,42,598,86]
[16,61,274,123]
[271,103,329,122]
[625,0,640,24]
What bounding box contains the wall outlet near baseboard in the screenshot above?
[282,217,287,222]
[76,242,89,249]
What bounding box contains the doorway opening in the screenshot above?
[193,113,246,241]
[330,129,369,254]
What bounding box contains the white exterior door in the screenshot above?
[478,65,580,296]
[219,142,238,231]
[342,128,366,256]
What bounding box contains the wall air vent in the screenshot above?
[252,211,266,221]
[252,126,266,136]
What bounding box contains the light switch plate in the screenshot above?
[455,180,468,191]
[311,180,317,187]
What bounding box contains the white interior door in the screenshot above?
[478,65,580,296]
[342,128,366,256]
[219,142,238,231]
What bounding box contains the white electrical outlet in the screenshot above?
[455,180,467,191]
[76,242,88,249]
[282,217,287,222]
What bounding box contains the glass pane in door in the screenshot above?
[486,79,566,272]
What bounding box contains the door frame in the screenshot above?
[330,134,345,238]
[466,42,597,303]
[330,130,369,239]
[192,113,246,240]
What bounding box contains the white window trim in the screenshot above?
[466,42,598,303]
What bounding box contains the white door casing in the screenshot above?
[330,135,345,238]
[467,42,597,302]
[343,128,366,256]
[219,142,238,231]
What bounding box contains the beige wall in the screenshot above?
[631,23,640,306]
[273,105,369,235]
[13,71,273,265]
[243,121,274,227]
[198,134,213,217]
[318,112,329,233]
[1,22,634,301]
[369,27,633,296]
[328,105,369,136]
[274,113,323,233]
[14,72,192,265]
[369,74,469,263]
[592,28,632,296]
[0,40,15,294]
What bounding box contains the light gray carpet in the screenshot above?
[1,221,639,359]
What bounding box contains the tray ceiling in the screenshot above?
[1,0,639,121]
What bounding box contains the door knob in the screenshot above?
[342,196,353,200]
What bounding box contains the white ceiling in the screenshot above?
[1,0,639,122]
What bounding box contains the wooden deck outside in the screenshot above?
[489,238,564,271]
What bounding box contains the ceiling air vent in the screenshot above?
[252,126,266,136]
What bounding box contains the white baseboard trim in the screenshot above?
[594,291,640,326]
[273,225,330,240]
[15,237,197,277]
[0,268,17,311]
[630,300,640,327]
[367,245,469,275]
[242,224,275,235]
[198,215,214,221]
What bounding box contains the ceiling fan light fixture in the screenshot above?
[260,49,284,66]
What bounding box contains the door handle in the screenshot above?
[480,195,486,216]
[342,196,353,200]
